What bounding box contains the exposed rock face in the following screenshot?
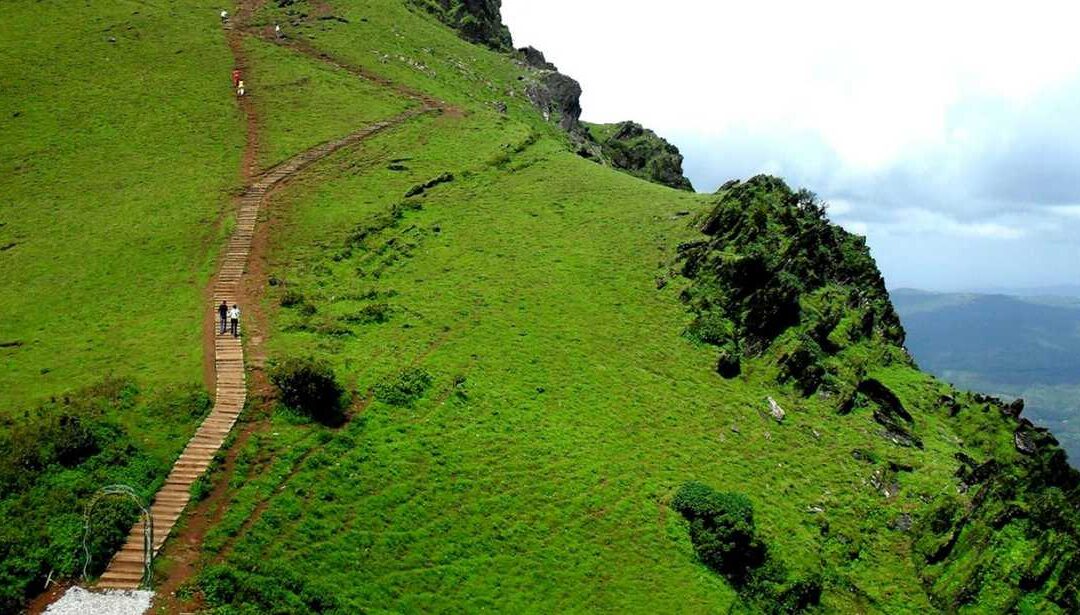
[1003,397,1024,419]
[407,0,512,50]
[588,122,694,191]
[844,378,922,448]
[518,46,556,71]
[1014,418,1058,455]
[525,71,583,132]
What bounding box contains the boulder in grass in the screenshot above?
[768,397,785,422]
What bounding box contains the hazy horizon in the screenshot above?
[502,1,1080,292]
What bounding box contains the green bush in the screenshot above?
[374,367,433,406]
[344,303,393,325]
[197,561,341,614]
[280,289,305,308]
[716,341,742,379]
[270,357,347,426]
[672,483,821,611]
[672,482,765,583]
[686,311,735,346]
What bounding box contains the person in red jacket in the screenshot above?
[232,69,242,88]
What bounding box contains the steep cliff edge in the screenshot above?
[674,176,1080,611]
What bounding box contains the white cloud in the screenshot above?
[837,208,1026,240]
[504,0,1080,171]
[1048,205,1080,219]
[502,0,1080,289]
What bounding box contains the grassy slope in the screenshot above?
[2,0,1070,611]
[242,36,419,170]
[178,1,1004,611]
[214,116,974,611]
[0,0,242,409]
[0,1,240,606]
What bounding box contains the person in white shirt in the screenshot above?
[275,24,282,38]
[229,305,241,337]
[220,9,229,22]
[236,80,245,97]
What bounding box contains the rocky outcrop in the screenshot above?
[518,46,556,71]
[678,177,906,397]
[587,122,694,191]
[407,0,512,50]
[524,71,583,132]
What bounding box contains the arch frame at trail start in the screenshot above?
[83,485,154,589]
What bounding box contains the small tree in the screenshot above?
[270,357,346,426]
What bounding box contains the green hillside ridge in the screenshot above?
[2,0,1080,613]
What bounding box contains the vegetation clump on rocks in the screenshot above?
[678,175,904,391]
[586,121,694,191]
[406,0,512,50]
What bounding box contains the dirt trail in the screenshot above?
[92,8,443,596]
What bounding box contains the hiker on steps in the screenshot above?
[218,300,229,334]
[229,304,241,338]
[236,79,246,97]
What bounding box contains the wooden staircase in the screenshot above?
[95,107,433,590]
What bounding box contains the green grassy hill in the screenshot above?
[3,1,1080,613]
[0,3,243,608]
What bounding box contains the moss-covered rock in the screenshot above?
[678,175,904,392]
[586,121,694,191]
[407,0,512,50]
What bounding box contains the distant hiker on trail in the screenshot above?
[218,301,229,334]
[229,305,240,337]
[275,24,282,38]
[236,79,245,97]
[220,9,229,23]
[232,69,242,88]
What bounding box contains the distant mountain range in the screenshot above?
[960,285,1080,298]
[892,288,1080,461]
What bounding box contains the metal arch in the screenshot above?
[82,484,154,589]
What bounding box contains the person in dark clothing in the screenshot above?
[218,301,229,334]
[229,304,241,338]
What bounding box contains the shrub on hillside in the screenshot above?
[280,289,305,308]
[672,482,766,583]
[672,482,821,612]
[270,357,346,426]
[197,561,341,613]
[344,303,393,325]
[374,367,433,406]
[716,342,742,378]
[685,311,736,346]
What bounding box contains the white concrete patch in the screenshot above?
[44,587,153,615]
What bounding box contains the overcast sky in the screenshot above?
[502,1,1080,292]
